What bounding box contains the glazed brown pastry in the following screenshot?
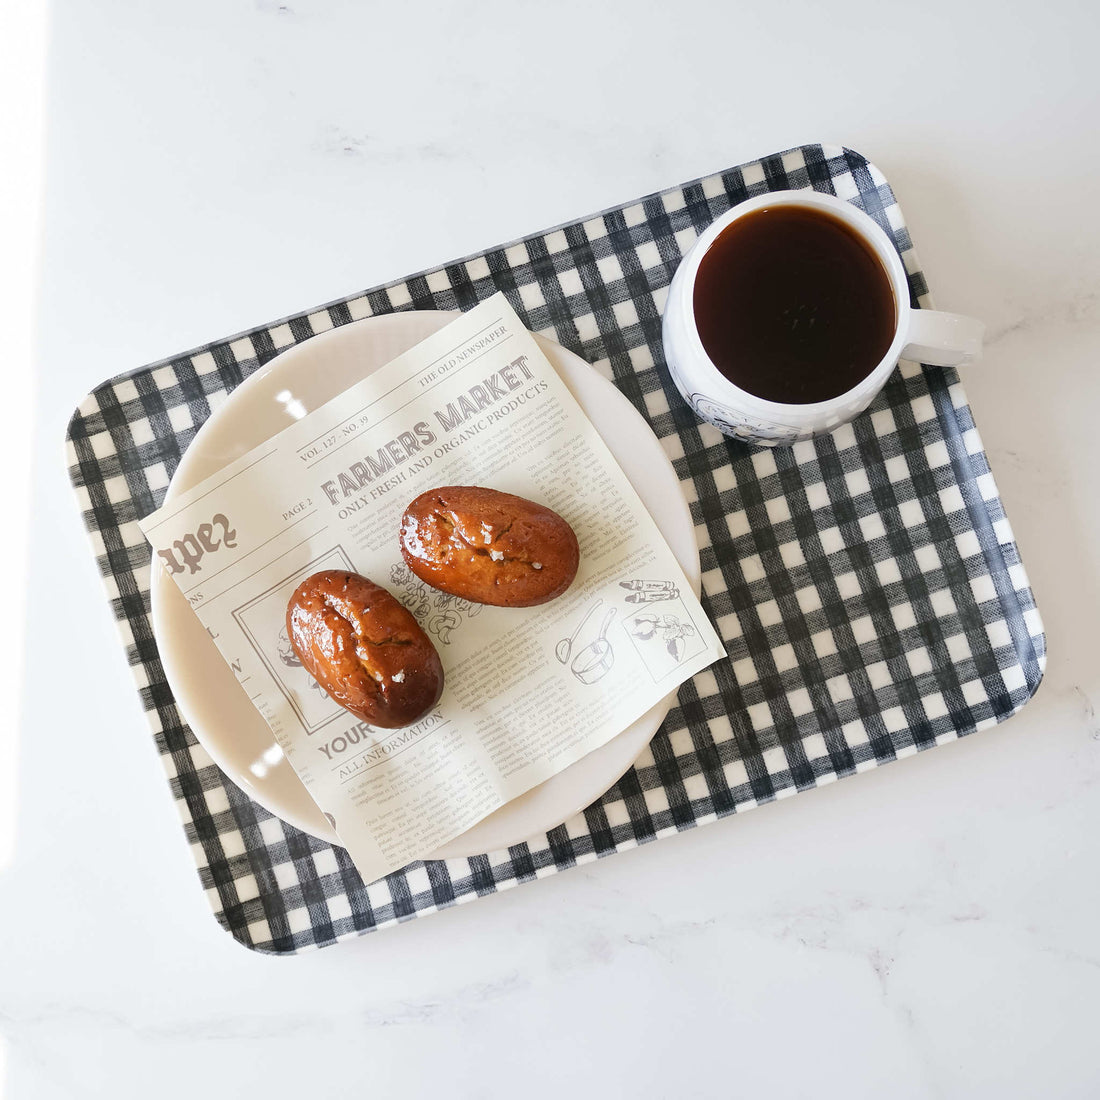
[286,570,444,728]
[400,486,580,607]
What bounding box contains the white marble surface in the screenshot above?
[5,0,1100,1096]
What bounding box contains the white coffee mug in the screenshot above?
[661,189,984,446]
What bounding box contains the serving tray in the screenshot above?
[66,143,1045,953]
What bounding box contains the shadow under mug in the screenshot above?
[660,190,984,447]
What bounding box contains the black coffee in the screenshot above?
[692,204,896,404]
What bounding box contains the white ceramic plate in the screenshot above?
[151,311,699,858]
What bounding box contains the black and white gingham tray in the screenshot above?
[66,144,1045,953]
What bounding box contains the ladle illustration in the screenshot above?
[570,607,618,684]
[555,598,603,664]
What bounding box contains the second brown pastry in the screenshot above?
[286,570,444,728]
[400,486,579,607]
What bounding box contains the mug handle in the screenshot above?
[902,309,985,367]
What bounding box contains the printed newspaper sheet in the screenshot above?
[141,295,725,882]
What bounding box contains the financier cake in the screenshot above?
[286,570,444,728]
[399,486,580,607]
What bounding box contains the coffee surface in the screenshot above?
[692,204,896,404]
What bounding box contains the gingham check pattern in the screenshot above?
[66,144,1045,953]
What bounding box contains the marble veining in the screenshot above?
[6,0,1100,1097]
